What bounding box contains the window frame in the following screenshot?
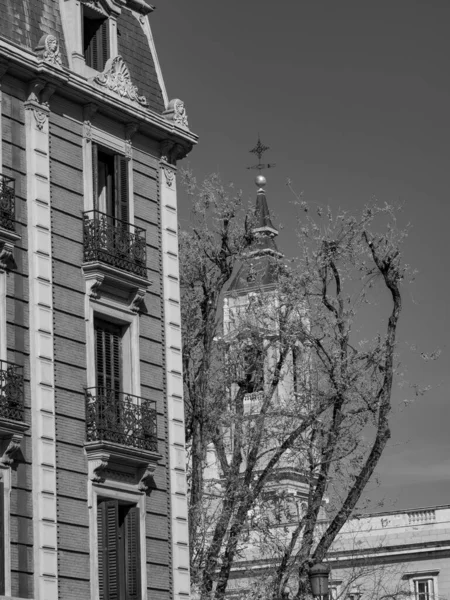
[404,572,439,600]
[86,304,141,399]
[82,6,110,73]
[89,484,147,600]
[0,468,12,597]
[84,130,134,226]
[413,577,435,600]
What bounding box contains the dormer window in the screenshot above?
[83,6,109,71]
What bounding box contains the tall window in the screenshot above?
[97,498,141,600]
[92,145,129,224]
[415,579,433,600]
[83,8,109,71]
[95,319,123,394]
[243,346,264,393]
[0,479,4,596]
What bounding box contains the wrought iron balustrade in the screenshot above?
[0,175,16,232]
[85,388,157,452]
[83,210,147,278]
[0,360,25,422]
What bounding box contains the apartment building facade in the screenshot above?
[0,1,196,599]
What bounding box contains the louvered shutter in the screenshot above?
[98,499,120,600]
[0,481,4,595]
[92,143,99,211]
[115,155,129,226]
[95,320,122,395]
[100,19,109,72]
[124,506,141,600]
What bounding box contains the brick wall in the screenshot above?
[2,79,34,599]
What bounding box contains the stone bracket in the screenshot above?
[82,263,151,313]
[85,441,161,492]
[0,422,29,467]
[0,230,20,273]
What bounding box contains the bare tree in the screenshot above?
[180,172,412,600]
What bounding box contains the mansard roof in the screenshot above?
[0,0,68,66]
[0,0,165,114]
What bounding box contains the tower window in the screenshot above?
[83,8,109,72]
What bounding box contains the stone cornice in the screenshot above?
[0,39,197,156]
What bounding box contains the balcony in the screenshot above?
[82,211,151,310]
[0,360,28,466]
[0,175,15,232]
[84,387,160,490]
[83,210,147,277]
[0,175,20,272]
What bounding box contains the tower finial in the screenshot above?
[247,135,276,172]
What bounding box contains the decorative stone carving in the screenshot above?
[138,462,157,492]
[83,103,98,141]
[125,122,139,160]
[87,273,105,299]
[0,245,16,273]
[33,109,47,131]
[0,433,24,466]
[130,288,146,313]
[35,34,63,68]
[163,166,175,187]
[85,441,161,493]
[164,99,189,129]
[89,456,109,483]
[160,139,191,166]
[94,56,148,107]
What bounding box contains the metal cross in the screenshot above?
[247,135,276,171]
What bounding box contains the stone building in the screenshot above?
[217,174,450,600]
[0,1,196,599]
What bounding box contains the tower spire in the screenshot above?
[226,137,281,293]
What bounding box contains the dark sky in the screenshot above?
[152,1,450,511]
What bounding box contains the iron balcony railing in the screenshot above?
[0,175,16,232]
[0,360,25,422]
[83,210,147,278]
[85,388,157,453]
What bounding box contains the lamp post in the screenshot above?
[308,563,331,599]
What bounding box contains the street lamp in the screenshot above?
[308,563,330,598]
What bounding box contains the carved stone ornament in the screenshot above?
[35,34,62,68]
[83,103,98,141]
[33,109,48,131]
[88,274,105,299]
[93,56,149,107]
[138,463,157,492]
[125,122,139,160]
[163,166,175,187]
[160,139,190,166]
[130,288,146,313]
[0,433,24,467]
[89,456,109,483]
[163,98,189,129]
[0,239,17,273]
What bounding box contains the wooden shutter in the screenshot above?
[100,19,109,72]
[95,320,122,394]
[92,143,99,211]
[97,499,120,600]
[0,480,4,595]
[124,506,141,600]
[115,155,129,226]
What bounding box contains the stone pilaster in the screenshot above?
[159,159,190,600]
[25,80,58,600]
